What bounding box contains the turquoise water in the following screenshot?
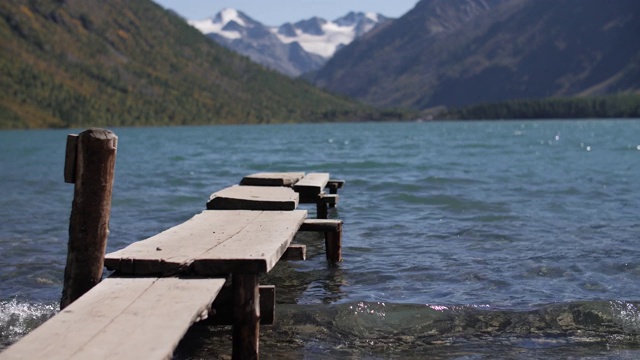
[1,120,640,358]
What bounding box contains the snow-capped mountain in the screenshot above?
[276,12,386,58]
[188,9,391,77]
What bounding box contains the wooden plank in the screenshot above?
[299,219,342,232]
[282,244,306,260]
[105,210,307,276]
[295,173,330,189]
[0,277,225,360]
[240,172,305,187]
[207,185,299,210]
[193,210,307,275]
[298,219,343,262]
[326,179,345,194]
[323,191,340,208]
[320,194,339,206]
[294,173,330,203]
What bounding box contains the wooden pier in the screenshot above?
[0,165,344,360]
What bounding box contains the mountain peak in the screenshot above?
[273,12,391,58]
[188,8,260,39]
[189,9,392,76]
[293,17,328,36]
[334,11,383,26]
[215,8,246,26]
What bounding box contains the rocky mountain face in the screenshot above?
[189,9,391,77]
[311,0,640,110]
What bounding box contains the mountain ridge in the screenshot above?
[311,0,640,110]
[189,9,391,77]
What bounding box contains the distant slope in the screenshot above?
[312,0,640,110]
[0,0,379,129]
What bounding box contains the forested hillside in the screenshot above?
[0,0,389,129]
[442,93,640,120]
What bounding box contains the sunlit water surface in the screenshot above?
[1,120,639,358]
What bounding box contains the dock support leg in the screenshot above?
[325,226,342,263]
[232,274,260,360]
[327,183,338,208]
[316,200,328,219]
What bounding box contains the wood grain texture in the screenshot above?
[61,128,117,309]
[0,277,225,360]
[299,219,343,232]
[325,230,343,263]
[240,172,305,187]
[207,185,299,210]
[63,134,78,184]
[105,210,307,276]
[232,274,260,360]
[282,244,306,260]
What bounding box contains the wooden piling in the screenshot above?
[232,273,260,360]
[326,180,345,195]
[61,128,117,310]
[298,219,343,263]
[208,285,275,326]
[325,224,342,263]
[316,199,328,219]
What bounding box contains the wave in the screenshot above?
[4,298,640,358]
[273,300,640,343]
[175,300,640,359]
[0,299,57,350]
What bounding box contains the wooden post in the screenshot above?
[325,225,342,263]
[60,128,117,310]
[316,198,328,219]
[326,180,344,196]
[298,219,343,263]
[232,273,260,360]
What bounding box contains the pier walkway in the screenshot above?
[0,171,344,360]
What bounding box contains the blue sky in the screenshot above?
[152,0,419,25]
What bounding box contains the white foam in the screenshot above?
[0,299,57,349]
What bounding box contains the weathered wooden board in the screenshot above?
[326,179,345,193]
[293,173,330,202]
[240,172,305,187]
[282,244,306,260]
[105,210,307,276]
[207,185,299,210]
[0,277,225,360]
[299,219,343,232]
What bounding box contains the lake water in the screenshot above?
[1,120,640,358]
